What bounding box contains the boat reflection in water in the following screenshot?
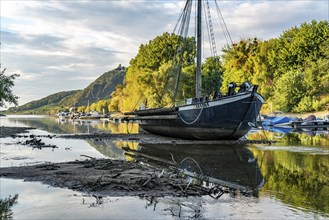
[124,144,264,197]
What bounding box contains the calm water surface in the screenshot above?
[0,115,328,219]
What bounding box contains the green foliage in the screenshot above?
[0,65,19,107]
[272,70,306,112]
[137,62,178,108]
[202,57,222,96]
[295,96,314,112]
[221,20,329,113]
[110,32,224,112]
[77,106,86,113]
[110,33,196,112]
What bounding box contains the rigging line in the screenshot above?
[214,1,230,46]
[214,0,233,45]
[173,1,193,104]
[173,0,190,34]
[183,0,193,37]
[206,0,218,57]
[179,0,192,37]
[194,0,197,42]
[203,0,214,57]
[217,12,230,47]
[173,0,190,35]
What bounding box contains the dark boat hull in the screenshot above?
[137,88,264,140]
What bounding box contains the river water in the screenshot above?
[0,115,328,219]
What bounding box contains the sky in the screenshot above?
[1,0,328,109]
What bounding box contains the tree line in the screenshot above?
[108,20,328,114]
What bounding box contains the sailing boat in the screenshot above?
[126,0,264,140]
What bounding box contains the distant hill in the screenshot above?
[61,65,126,106]
[8,65,125,113]
[8,90,79,113]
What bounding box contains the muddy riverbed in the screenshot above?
[0,126,253,198]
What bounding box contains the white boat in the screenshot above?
[79,110,101,120]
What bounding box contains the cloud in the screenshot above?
[217,1,328,40]
[0,0,327,107]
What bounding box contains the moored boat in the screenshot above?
[128,84,263,139]
[79,110,101,120]
[125,0,264,140]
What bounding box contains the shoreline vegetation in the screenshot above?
[1,110,328,120]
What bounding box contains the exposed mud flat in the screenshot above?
[11,132,274,145]
[0,126,35,138]
[0,158,212,197]
[0,126,271,198]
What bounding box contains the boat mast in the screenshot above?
[196,0,202,98]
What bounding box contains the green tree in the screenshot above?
[220,20,329,113]
[77,106,86,113]
[221,38,260,94]
[0,65,19,107]
[111,32,196,112]
[201,57,222,96]
[272,70,306,112]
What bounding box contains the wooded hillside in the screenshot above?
[7,66,125,114]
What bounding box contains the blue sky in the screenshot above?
[1,0,328,108]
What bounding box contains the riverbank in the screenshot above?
[262,110,328,119]
[11,130,273,145]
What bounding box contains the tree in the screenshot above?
[201,57,223,96]
[271,70,306,112]
[0,65,19,107]
[77,106,86,113]
[221,38,260,94]
[110,33,196,112]
[220,20,329,113]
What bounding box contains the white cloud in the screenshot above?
[0,0,327,107]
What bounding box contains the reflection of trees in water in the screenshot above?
[86,140,124,159]
[8,117,139,135]
[0,194,18,219]
[249,130,329,147]
[251,148,329,214]
[96,122,139,134]
[9,117,69,134]
[87,139,139,160]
